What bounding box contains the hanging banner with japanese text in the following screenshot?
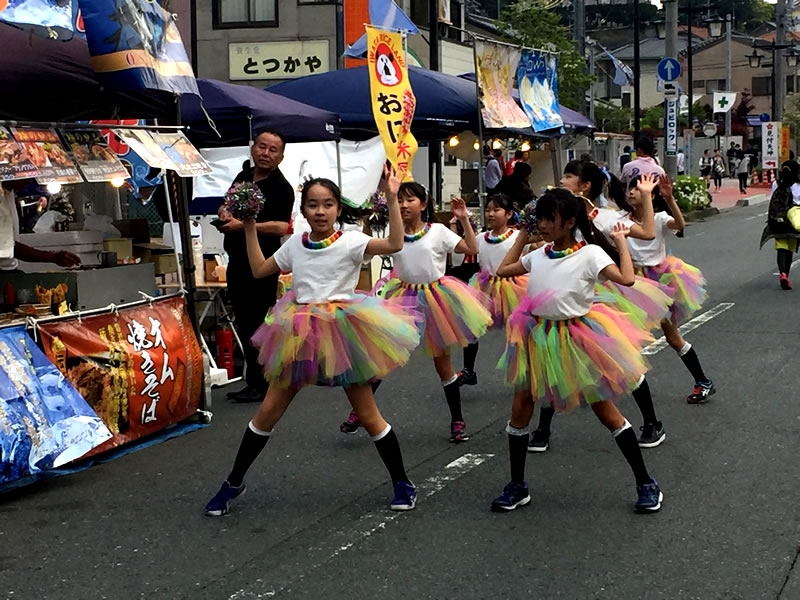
[0,127,39,181]
[11,128,82,184]
[664,99,678,157]
[37,296,203,457]
[475,40,530,130]
[0,326,112,486]
[781,124,791,163]
[517,49,563,132]
[62,128,130,183]
[367,26,418,180]
[762,121,780,170]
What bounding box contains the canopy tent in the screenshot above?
[456,72,595,134]
[180,79,341,147]
[268,66,478,140]
[0,24,174,122]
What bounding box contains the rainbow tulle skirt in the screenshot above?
[469,270,528,329]
[499,294,654,412]
[636,255,706,323]
[380,275,493,356]
[595,276,673,332]
[251,292,422,388]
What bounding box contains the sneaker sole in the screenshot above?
[390,499,417,511]
[527,443,549,453]
[638,432,666,448]
[450,436,470,443]
[340,427,360,434]
[491,495,531,512]
[204,487,246,517]
[635,491,663,513]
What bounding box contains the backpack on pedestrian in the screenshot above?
[767,185,795,233]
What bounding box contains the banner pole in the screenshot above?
[471,35,486,216]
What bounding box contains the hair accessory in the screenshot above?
[544,239,586,259]
[600,165,612,182]
[302,229,343,249]
[484,229,514,244]
[404,223,431,242]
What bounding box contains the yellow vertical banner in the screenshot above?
[781,124,791,163]
[367,26,418,180]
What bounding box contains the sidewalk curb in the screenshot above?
[685,207,720,221]
[735,193,769,208]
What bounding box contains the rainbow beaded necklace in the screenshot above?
[484,228,514,244]
[404,223,430,242]
[544,239,586,259]
[302,229,343,250]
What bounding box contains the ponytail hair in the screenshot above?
[535,188,595,244]
[398,181,440,223]
[605,172,626,208]
[300,178,361,226]
[778,160,800,190]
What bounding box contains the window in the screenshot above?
[752,76,772,96]
[445,0,464,42]
[607,80,622,99]
[705,79,725,94]
[410,0,429,27]
[692,80,705,90]
[788,75,796,94]
[621,91,631,108]
[213,0,277,28]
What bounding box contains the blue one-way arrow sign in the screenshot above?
[657,57,681,82]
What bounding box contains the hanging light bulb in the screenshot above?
[473,140,480,151]
[46,182,62,194]
[491,139,503,150]
[520,140,531,152]
[448,136,460,147]
[110,177,125,188]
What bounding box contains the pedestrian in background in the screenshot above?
[737,153,750,194]
[711,149,725,192]
[726,142,737,179]
[699,150,712,188]
[619,145,632,173]
[484,147,502,195]
[676,148,686,176]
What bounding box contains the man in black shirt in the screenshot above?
[217,130,294,402]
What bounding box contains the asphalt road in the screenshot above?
[2,202,799,600]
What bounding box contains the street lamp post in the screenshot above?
[633,0,640,142]
[747,41,799,122]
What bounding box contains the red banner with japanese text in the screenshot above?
[366,26,418,180]
[37,296,203,458]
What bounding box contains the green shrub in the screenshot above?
[673,175,711,212]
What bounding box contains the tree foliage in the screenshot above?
[593,103,632,133]
[498,0,594,111]
[676,0,773,34]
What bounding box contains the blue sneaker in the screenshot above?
[490,481,531,512]
[390,480,417,511]
[204,480,246,516]
[635,479,663,513]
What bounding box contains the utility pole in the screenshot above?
[687,0,694,176]
[588,43,596,126]
[725,13,732,142]
[664,0,678,181]
[776,0,787,121]
[575,0,586,115]
[633,0,641,142]
[428,0,441,206]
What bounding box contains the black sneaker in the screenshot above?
[687,380,715,404]
[231,386,267,403]
[638,422,666,448]
[455,369,478,386]
[527,429,549,453]
[635,479,663,513]
[226,385,248,400]
[340,409,360,434]
[491,481,531,512]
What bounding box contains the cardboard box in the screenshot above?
[104,238,133,258]
[154,254,178,275]
[204,258,227,282]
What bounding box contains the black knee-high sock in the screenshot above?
[372,425,408,486]
[632,377,658,425]
[507,427,529,483]
[778,249,793,275]
[443,380,463,422]
[537,406,555,435]
[227,422,271,487]
[463,343,479,372]
[679,344,709,383]
[371,380,382,395]
[613,422,651,486]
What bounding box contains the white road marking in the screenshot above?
[642,302,735,356]
[773,258,800,276]
[228,453,495,599]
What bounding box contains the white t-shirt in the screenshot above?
[392,223,462,284]
[591,207,633,245]
[521,244,614,319]
[0,189,19,271]
[627,212,674,266]
[273,230,372,303]
[477,229,519,275]
[770,181,800,205]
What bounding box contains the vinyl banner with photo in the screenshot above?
[12,128,82,184]
[38,296,203,457]
[517,49,563,132]
[0,127,39,181]
[475,40,530,129]
[62,128,130,182]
